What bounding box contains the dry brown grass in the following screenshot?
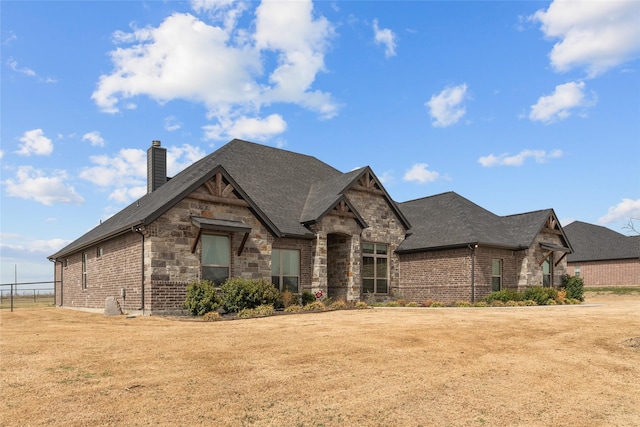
[1,293,639,426]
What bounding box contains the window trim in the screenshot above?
[271,248,300,293]
[542,254,553,287]
[491,259,502,292]
[362,242,389,294]
[81,252,88,290]
[201,233,231,285]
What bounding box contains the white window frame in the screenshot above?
[492,259,502,292]
[271,249,300,293]
[362,242,389,294]
[201,234,230,285]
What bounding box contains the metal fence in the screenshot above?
[0,281,56,311]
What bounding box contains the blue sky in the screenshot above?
[1,0,639,285]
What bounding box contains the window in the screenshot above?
[362,242,388,294]
[272,249,300,293]
[542,255,553,287]
[81,253,88,289]
[492,259,502,292]
[574,266,581,278]
[96,246,103,258]
[202,234,230,285]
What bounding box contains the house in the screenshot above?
[564,221,640,287]
[48,139,572,314]
[397,192,572,301]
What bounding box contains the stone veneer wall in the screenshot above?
[144,190,275,313]
[517,232,568,290]
[55,232,142,311]
[567,258,640,287]
[345,188,407,299]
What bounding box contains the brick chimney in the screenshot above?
[147,140,167,193]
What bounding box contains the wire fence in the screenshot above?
[0,281,56,311]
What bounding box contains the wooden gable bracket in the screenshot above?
[331,200,357,218]
[193,172,249,207]
[354,171,383,195]
[542,215,563,235]
[537,250,554,266]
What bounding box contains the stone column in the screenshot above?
[311,230,328,297]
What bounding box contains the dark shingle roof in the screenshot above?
[564,221,640,262]
[396,191,563,253]
[49,140,407,259]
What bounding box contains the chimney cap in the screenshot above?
[152,140,161,147]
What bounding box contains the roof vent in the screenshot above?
[147,140,167,193]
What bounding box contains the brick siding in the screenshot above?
[567,259,640,286]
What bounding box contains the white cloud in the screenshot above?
[7,58,35,77]
[0,149,4,159]
[598,198,640,224]
[16,129,54,156]
[0,237,70,255]
[203,114,286,141]
[164,116,182,132]
[82,131,105,147]
[531,0,640,77]
[373,19,397,58]
[403,163,440,184]
[478,149,563,167]
[3,166,84,206]
[79,144,205,204]
[529,81,596,124]
[7,58,56,83]
[92,1,337,142]
[166,144,206,176]
[426,84,468,127]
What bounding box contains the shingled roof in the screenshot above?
[396,191,569,253]
[49,139,408,259]
[564,221,640,262]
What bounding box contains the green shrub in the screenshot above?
[454,300,472,307]
[429,301,445,307]
[301,291,316,306]
[523,286,558,306]
[202,311,221,322]
[485,289,522,303]
[220,277,282,313]
[183,280,221,316]
[473,301,488,307]
[354,301,369,309]
[385,300,401,307]
[406,301,419,307]
[561,274,585,302]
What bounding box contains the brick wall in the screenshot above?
[567,259,640,286]
[55,232,142,311]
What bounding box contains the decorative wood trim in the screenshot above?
[542,227,563,235]
[191,228,202,254]
[238,233,249,256]
[555,252,567,267]
[538,250,553,266]
[352,184,384,195]
[187,194,249,207]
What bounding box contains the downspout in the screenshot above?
[469,244,477,302]
[133,226,145,315]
